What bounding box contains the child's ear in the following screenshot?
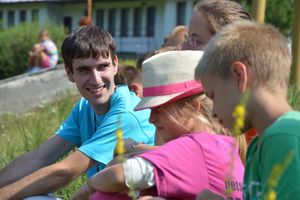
[191,98,201,112]
[231,61,248,92]
[65,65,75,82]
[129,83,143,98]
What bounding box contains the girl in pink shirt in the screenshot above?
[72,51,245,200]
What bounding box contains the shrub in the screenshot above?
[0,22,66,80]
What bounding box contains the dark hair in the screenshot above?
[61,26,116,73]
[115,64,142,85]
[136,46,180,71]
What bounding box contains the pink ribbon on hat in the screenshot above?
[143,80,203,97]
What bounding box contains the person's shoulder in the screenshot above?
[77,97,89,107]
[264,111,300,138]
[73,97,93,114]
[160,132,235,151]
[42,39,57,47]
[110,85,141,110]
[115,85,138,98]
[190,131,236,143]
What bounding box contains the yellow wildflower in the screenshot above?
[116,129,125,155]
[265,151,295,200]
[231,91,249,136]
[265,190,276,200]
[225,91,249,197]
[115,115,137,200]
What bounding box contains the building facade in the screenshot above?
[0,0,196,54]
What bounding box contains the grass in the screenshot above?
[0,85,300,199]
[0,91,85,199]
[288,85,300,110]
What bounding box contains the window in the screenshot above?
[108,9,116,36]
[31,9,39,22]
[121,8,129,37]
[63,16,72,33]
[146,6,156,37]
[7,10,14,27]
[96,9,105,28]
[133,7,142,36]
[177,2,186,25]
[20,10,26,23]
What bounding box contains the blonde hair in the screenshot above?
[162,25,188,48]
[163,94,247,163]
[195,21,291,95]
[194,0,252,35]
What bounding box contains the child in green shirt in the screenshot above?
[195,21,300,200]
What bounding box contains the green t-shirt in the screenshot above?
[243,111,300,200]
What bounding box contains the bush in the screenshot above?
[0,22,66,80]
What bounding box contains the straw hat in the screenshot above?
[135,50,204,111]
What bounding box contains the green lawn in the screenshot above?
[0,85,299,199]
[0,91,85,199]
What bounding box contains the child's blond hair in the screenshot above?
[195,21,291,95]
[164,94,247,163]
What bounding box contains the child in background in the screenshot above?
[28,30,58,73]
[195,21,300,199]
[79,16,93,26]
[161,25,188,48]
[115,64,143,98]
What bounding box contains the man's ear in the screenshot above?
[113,55,119,75]
[231,61,248,92]
[65,65,75,82]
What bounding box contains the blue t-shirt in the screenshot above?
[56,86,155,176]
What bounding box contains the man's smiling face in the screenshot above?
[67,55,118,114]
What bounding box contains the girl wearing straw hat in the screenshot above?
[72,51,245,200]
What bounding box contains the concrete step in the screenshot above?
[0,64,78,115]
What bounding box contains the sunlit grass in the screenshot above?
[0,84,299,199]
[0,90,84,199]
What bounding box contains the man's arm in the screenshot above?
[0,135,74,187]
[0,150,96,200]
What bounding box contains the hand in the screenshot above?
[113,138,137,157]
[106,154,131,167]
[72,183,95,200]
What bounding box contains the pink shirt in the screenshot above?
[92,132,244,200]
[139,132,244,199]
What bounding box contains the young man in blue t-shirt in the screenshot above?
[0,26,155,199]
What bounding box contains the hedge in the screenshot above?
[0,22,66,80]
